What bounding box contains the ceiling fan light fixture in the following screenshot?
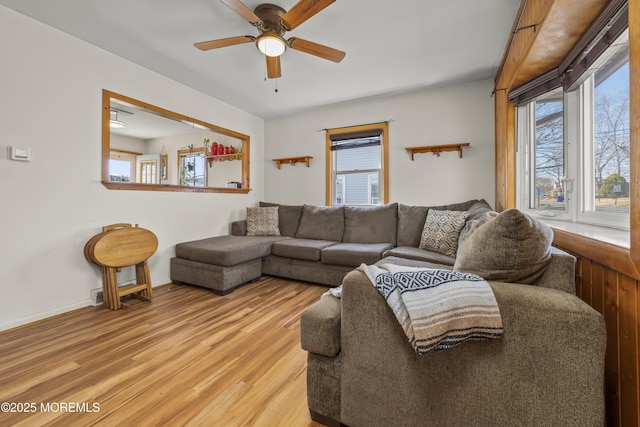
[109,110,125,128]
[256,33,286,57]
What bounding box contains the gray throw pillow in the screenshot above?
[246,206,281,236]
[454,209,553,284]
[419,210,469,257]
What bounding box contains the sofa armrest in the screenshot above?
[231,220,247,236]
[534,246,576,294]
[339,269,605,427]
[301,295,341,357]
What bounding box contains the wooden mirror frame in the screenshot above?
[102,89,251,193]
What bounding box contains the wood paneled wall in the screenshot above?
[495,1,640,425]
[554,237,639,427]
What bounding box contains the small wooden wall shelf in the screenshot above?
[206,153,242,166]
[272,156,313,169]
[405,143,470,160]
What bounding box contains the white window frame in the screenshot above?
[109,149,139,182]
[517,52,630,232]
[325,123,389,206]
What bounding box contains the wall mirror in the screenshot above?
[102,90,250,193]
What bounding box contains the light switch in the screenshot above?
[8,146,31,162]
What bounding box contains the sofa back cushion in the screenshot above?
[343,203,398,244]
[454,209,553,284]
[397,204,428,247]
[296,205,345,241]
[397,199,478,247]
[259,202,303,237]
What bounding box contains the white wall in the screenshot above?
[0,6,265,331]
[264,81,495,207]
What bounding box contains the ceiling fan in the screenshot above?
[194,0,346,78]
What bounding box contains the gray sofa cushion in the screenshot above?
[271,239,338,261]
[396,204,428,247]
[397,199,479,247]
[377,255,454,270]
[175,235,288,266]
[296,205,345,241]
[321,242,393,267]
[431,199,479,213]
[466,199,494,221]
[343,203,398,245]
[454,209,554,284]
[382,246,456,266]
[259,202,303,237]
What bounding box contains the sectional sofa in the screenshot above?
[170,199,491,294]
[300,208,606,426]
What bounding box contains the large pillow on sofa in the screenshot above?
[454,209,553,284]
[397,199,479,247]
[419,209,469,257]
[259,202,303,237]
[343,203,398,244]
[246,206,281,236]
[296,205,345,242]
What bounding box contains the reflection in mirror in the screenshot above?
[178,147,206,187]
[102,90,250,193]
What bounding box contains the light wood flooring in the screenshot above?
[0,277,329,427]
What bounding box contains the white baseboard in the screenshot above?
[0,299,92,332]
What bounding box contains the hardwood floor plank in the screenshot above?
[0,277,329,427]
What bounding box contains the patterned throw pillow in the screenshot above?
[246,207,281,236]
[419,209,469,257]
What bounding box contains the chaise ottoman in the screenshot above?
[170,235,288,294]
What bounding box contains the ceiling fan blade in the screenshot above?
[220,0,263,25]
[281,0,335,30]
[266,56,282,79]
[194,35,255,51]
[288,37,345,63]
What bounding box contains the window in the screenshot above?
[109,149,140,182]
[516,28,629,232]
[528,87,566,212]
[584,40,630,216]
[178,148,207,187]
[326,123,389,205]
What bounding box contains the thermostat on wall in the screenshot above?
[8,146,32,162]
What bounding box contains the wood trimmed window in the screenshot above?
[325,122,389,206]
[109,148,141,182]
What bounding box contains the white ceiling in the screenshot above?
[0,0,520,119]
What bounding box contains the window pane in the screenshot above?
[139,160,157,184]
[336,144,380,171]
[336,171,379,205]
[180,153,206,187]
[593,56,629,214]
[333,142,381,205]
[534,88,565,210]
[109,159,132,182]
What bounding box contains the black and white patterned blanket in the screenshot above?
[359,264,503,355]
